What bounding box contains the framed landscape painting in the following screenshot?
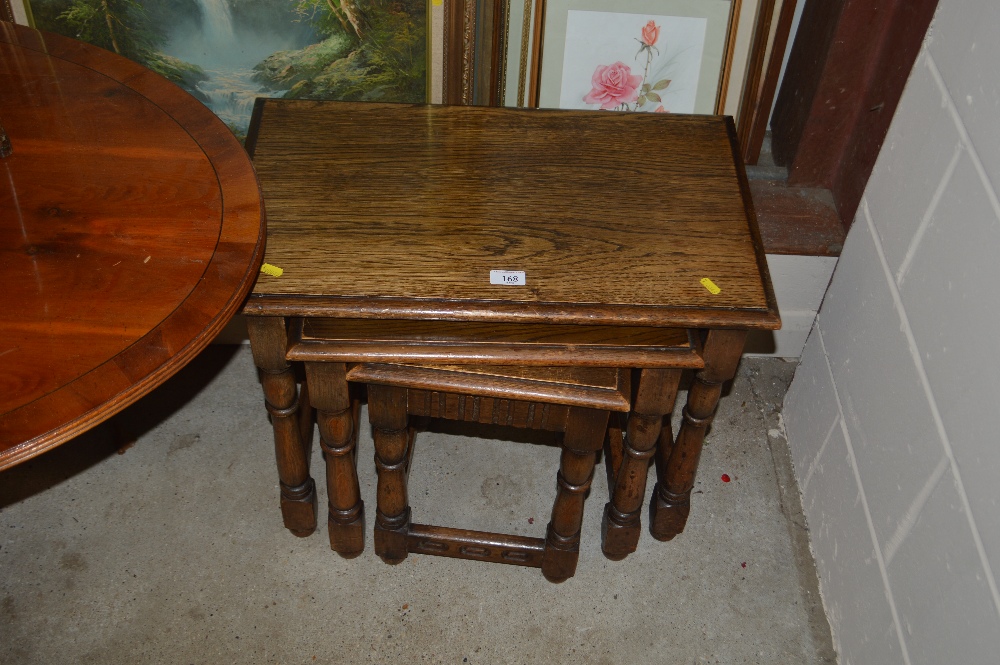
[1,0,26,22]
[16,0,427,140]
[537,0,733,114]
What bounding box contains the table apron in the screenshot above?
[286,341,705,369]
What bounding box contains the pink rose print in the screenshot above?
[583,62,642,110]
[641,20,660,47]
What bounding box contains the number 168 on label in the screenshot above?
[490,270,526,286]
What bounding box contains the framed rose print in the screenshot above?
[537,0,734,114]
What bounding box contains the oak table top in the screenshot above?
[0,23,265,469]
[245,99,779,330]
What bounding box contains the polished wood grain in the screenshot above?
[305,361,364,557]
[602,367,683,560]
[290,319,701,368]
[360,362,619,582]
[407,524,544,567]
[651,329,748,540]
[0,23,264,468]
[347,362,631,413]
[369,382,412,565]
[245,100,779,329]
[246,317,317,537]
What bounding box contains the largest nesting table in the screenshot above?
[243,99,780,563]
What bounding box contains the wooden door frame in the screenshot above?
[770,0,940,226]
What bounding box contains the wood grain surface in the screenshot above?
[245,100,779,329]
[0,23,265,468]
[347,362,630,411]
[289,318,702,368]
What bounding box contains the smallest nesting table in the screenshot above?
[243,100,779,568]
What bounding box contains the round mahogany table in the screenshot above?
[0,23,265,469]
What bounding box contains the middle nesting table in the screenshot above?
[288,319,700,579]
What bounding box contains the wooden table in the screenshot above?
[0,23,265,469]
[244,99,779,558]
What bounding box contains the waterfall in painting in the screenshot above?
[31,1,427,138]
[196,0,236,44]
[160,0,314,137]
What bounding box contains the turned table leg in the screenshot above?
[297,378,315,458]
[370,383,412,565]
[246,316,317,537]
[602,368,682,560]
[542,406,610,583]
[650,329,747,541]
[305,362,365,558]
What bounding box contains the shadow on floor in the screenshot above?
[0,345,243,508]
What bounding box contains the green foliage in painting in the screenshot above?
[30,0,427,137]
[294,0,352,39]
[362,0,426,101]
[31,0,207,88]
[54,0,157,59]
[260,0,426,103]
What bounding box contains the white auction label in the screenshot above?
[490,270,526,286]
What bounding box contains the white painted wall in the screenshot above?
[746,254,837,358]
[782,1,1000,663]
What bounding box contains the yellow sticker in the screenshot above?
[260,263,284,277]
[432,0,443,5]
[700,277,721,295]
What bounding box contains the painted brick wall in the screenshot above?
[782,1,1000,663]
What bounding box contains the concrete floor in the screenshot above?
[0,347,837,664]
